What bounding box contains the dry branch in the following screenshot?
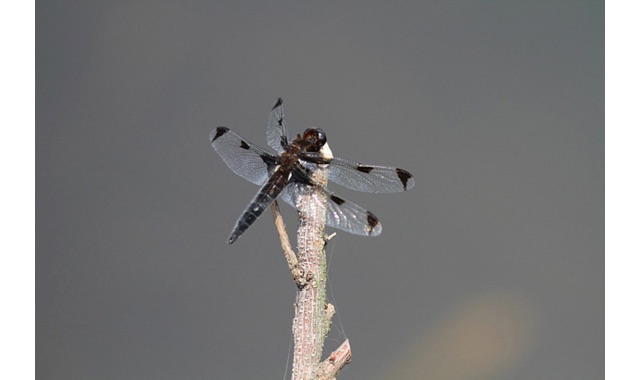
[270,177,350,379]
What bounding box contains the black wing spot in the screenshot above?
[272,97,283,110]
[396,168,413,190]
[240,140,250,150]
[212,127,229,142]
[278,117,284,126]
[330,195,346,206]
[356,165,374,174]
[259,153,277,167]
[291,169,313,185]
[366,212,380,234]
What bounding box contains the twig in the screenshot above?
[290,180,330,380]
[317,339,352,380]
[270,201,308,288]
[269,161,350,379]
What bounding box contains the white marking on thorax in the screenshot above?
[319,142,333,160]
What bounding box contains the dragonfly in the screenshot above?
[210,98,415,244]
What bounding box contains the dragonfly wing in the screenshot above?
[282,183,382,237]
[327,156,415,193]
[266,98,288,154]
[210,127,278,186]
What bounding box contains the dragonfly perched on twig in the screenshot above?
[210,98,415,244]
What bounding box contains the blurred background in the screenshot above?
[36,1,603,379]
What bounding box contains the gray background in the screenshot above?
[36,1,603,379]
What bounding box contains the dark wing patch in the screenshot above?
[211,126,229,142]
[330,194,345,206]
[366,212,381,234]
[356,165,374,173]
[210,127,277,186]
[396,168,412,190]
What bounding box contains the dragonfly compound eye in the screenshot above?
[303,128,327,150]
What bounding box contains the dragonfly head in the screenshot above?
[302,128,333,159]
[302,128,327,150]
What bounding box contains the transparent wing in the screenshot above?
[267,98,288,153]
[281,183,382,237]
[210,127,277,186]
[326,157,415,193]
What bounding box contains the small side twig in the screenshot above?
[270,201,308,288]
[317,339,352,380]
[316,305,350,379]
